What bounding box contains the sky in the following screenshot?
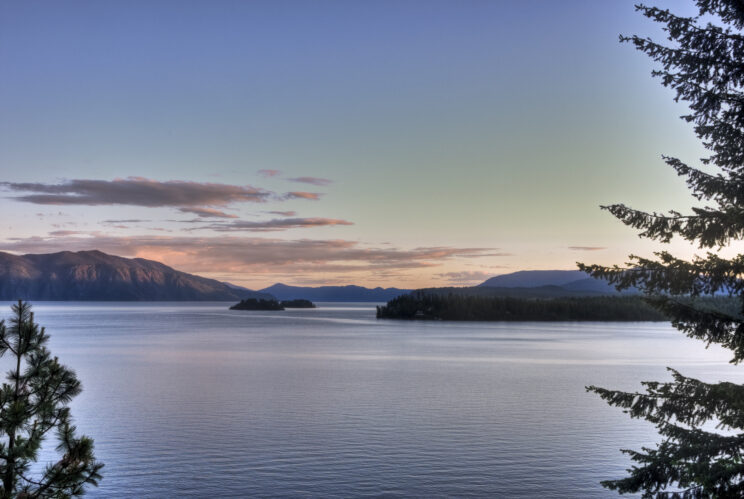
[0,0,717,289]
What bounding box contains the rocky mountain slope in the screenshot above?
[0,250,270,301]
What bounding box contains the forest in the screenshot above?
[375,292,737,322]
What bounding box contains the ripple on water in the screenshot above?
[16,302,743,497]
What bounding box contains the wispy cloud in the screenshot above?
[47,230,85,237]
[101,219,151,224]
[266,211,296,217]
[283,191,322,200]
[257,169,281,177]
[178,207,238,219]
[196,217,353,232]
[568,246,606,251]
[287,176,332,186]
[1,177,270,207]
[0,234,498,277]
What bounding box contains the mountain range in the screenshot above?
[259,283,410,302]
[478,269,624,295]
[0,250,623,301]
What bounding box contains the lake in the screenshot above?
[9,302,743,497]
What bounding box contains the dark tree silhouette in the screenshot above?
[579,1,744,496]
[377,292,670,321]
[0,301,102,497]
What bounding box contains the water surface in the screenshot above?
[10,302,742,497]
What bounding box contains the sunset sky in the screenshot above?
[0,0,713,289]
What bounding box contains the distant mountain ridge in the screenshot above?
[0,251,629,302]
[419,284,610,299]
[478,270,587,288]
[260,283,410,302]
[0,250,271,301]
[478,269,628,295]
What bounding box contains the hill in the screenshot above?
[0,250,271,301]
[418,285,606,299]
[478,270,633,295]
[260,283,409,302]
[478,270,587,288]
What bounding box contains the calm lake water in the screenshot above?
[9,302,743,497]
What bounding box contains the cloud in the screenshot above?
[459,252,513,258]
[568,246,607,251]
[101,219,151,224]
[266,211,296,217]
[257,169,281,177]
[1,177,270,207]
[283,191,322,200]
[0,234,497,278]
[47,230,84,237]
[287,177,332,186]
[435,270,493,285]
[196,217,353,232]
[178,207,238,219]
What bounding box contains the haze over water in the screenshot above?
[18,302,742,497]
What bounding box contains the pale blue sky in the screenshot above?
[0,1,711,287]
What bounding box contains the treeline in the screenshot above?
[229,298,317,310]
[281,299,316,308]
[230,298,284,310]
[376,292,675,321]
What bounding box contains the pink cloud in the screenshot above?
[178,207,238,219]
[0,234,498,279]
[284,191,322,200]
[196,217,353,232]
[47,230,85,237]
[287,177,332,186]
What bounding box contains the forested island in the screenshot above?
[376,292,670,321]
[281,299,316,308]
[230,298,285,311]
[229,298,316,310]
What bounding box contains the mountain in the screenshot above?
[260,283,409,302]
[477,269,632,295]
[419,284,608,299]
[0,250,271,301]
[478,270,588,288]
[223,281,258,294]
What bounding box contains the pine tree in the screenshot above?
[579,1,744,496]
[0,301,102,497]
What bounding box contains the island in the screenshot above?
[229,298,285,311]
[280,299,316,308]
[229,298,317,310]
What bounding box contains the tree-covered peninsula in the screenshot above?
[376,292,670,322]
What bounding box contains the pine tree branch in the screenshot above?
[649,295,744,363]
[636,3,744,42]
[600,203,744,247]
[581,251,744,296]
[663,156,744,205]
